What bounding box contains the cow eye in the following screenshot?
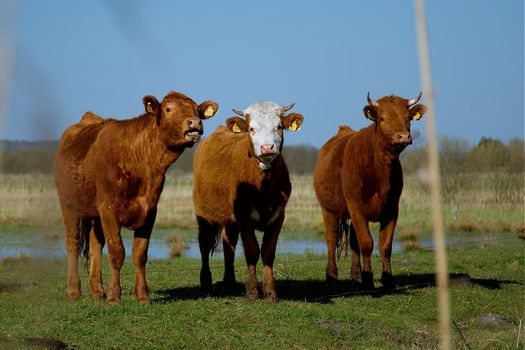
[249,127,255,134]
[166,108,172,112]
[380,116,385,122]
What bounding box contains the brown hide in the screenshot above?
[54,91,218,303]
[193,126,292,301]
[313,94,426,289]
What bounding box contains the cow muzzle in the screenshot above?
[259,144,278,160]
[392,132,412,151]
[394,132,412,145]
[260,144,276,155]
[184,118,203,142]
[255,144,278,170]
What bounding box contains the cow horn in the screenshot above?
[408,92,422,107]
[367,92,379,107]
[232,108,244,116]
[281,103,296,113]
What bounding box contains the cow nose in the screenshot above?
[260,144,276,155]
[395,132,412,145]
[187,118,202,130]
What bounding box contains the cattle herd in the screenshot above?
[53,90,426,303]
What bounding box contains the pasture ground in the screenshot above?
[0,173,523,348]
[0,240,523,349]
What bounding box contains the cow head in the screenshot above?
[143,91,218,148]
[362,92,427,153]
[226,102,304,170]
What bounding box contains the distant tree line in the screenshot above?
[401,136,525,174]
[0,137,523,175]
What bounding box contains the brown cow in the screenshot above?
[193,101,303,300]
[54,91,218,303]
[313,92,426,289]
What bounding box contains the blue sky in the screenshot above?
[2,0,524,147]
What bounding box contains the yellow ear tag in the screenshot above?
[204,106,214,117]
[289,120,300,131]
[232,123,241,133]
[146,102,153,113]
[412,112,421,121]
[366,111,373,120]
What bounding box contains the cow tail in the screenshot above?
[78,219,92,270]
[336,218,350,260]
[211,229,222,256]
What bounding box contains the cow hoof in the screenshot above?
[245,294,259,301]
[381,273,396,290]
[325,273,338,282]
[351,268,362,281]
[137,297,152,305]
[200,282,212,293]
[245,289,260,301]
[200,272,213,292]
[67,291,81,301]
[223,276,236,286]
[107,298,121,305]
[90,290,106,300]
[264,292,277,302]
[361,272,374,290]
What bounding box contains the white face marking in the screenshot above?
[244,102,283,167]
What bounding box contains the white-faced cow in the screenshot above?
[193,101,304,300]
[54,91,218,303]
[313,92,426,289]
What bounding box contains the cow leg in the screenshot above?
[240,228,260,301]
[261,215,284,301]
[99,211,124,304]
[349,222,362,281]
[197,216,219,291]
[62,209,81,301]
[132,209,156,304]
[321,208,339,281]
[223,224,239,285]
[89,218,105,300]
[348,210,374,289]
[379,213,398,289]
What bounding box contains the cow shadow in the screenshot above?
[154,273,521,304]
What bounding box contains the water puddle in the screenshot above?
[0,239,329,260]
[0,231,514,260]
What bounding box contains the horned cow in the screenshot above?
[54,91,218,303]
[313,92,426,289]
[193,101,303,300]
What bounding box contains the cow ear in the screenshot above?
[226,117,249,133]
[143,95,160,115]
[363,105,378,122]
[282,113,304,132]
[198,100,219,120]
[409,104,427,121]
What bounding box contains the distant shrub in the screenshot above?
[168,232,187,258]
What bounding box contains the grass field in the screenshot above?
[0,173,523,349]
[0,243,523,349]
[0,173,523,236]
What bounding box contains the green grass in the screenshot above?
[0,243,523,349]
